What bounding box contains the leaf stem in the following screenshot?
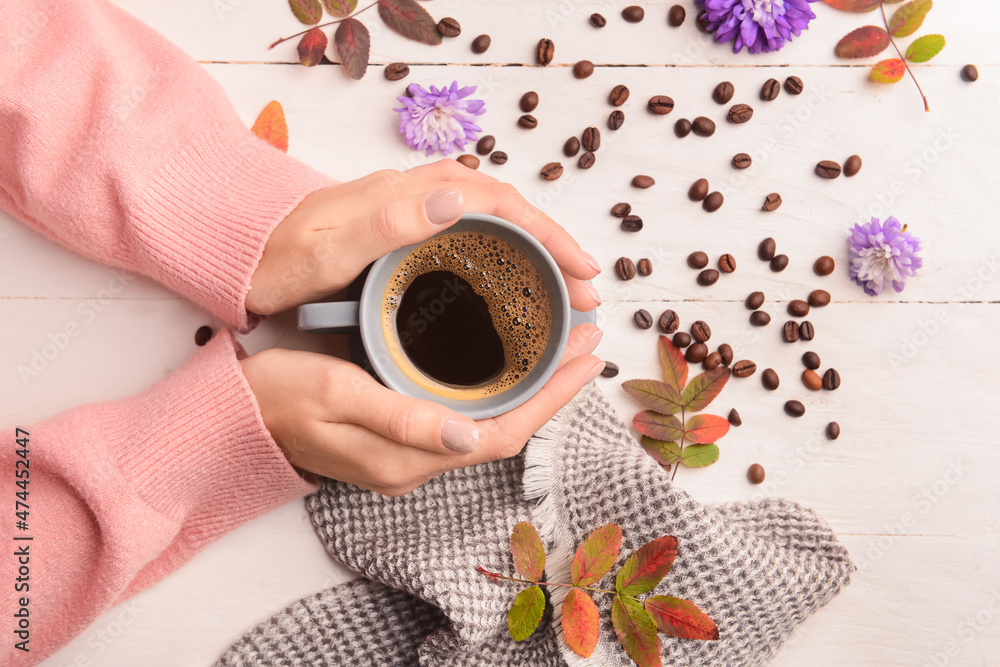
[269,1,379,49]
[879,1,929,112]
[476,568,618,595]
[671,408,685,482]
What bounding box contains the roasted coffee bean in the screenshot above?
[713,81,735,105]
[582,126,601,152]
[685,342,709,363]
[518,114,538,129]
[609,84,630,106]
[578,151,596,169]
[788,300,810,317]
[761,193,782,212]
[476,135,496,155]
[632,175,655,189]
[634,309,653,329]
[590,12,608,28]
[688,178,709,201]
[194,325,213,346]
[814,256,835,276]
[384,62,410,81]
[728,408,742,426]
[536,38,555,65]
[691,320,711,342]
[658,309,679,334]
[573,60,594,79]
[697,268,720,286]
[622,5,645,22]
[674,118,693,137]
[749,311,771,327]
[611,202,631,218]
[733,360,757,378]
[822,368,841,391]
[758,237,776,261]
[799,321,815,341]
[746,291,765,310]
[703,352,723,370]
[490,151,508,165]
[782,320,800,343]
[615,257,636,281]
[621,214,643,232]
[520,91,540,113]
[702,192,724,212]
[732,153,752,169]
[802,351,821,370]
[687,251,709,269]
[696,10,711,32]
[728,103,754,123]
[718,253,736,273]
[437,17,461,38]
[784,75,804,95]
[802,369,822,391]
[648,95,675,115]
[961,64,979,82]
[608,110,625,130]
[826,422,841,440]
[808,290,831,307]
[564,136,581,157]
[760,78,781,101]
[601,361,619,378]
[784,400,805,418]
[540,162,563,180]
[692,116,716,137]
[815,160,842,179]
[673,332,691,348]
[770,254,789,272]
[456,154,480,170]
[844,154,863,177]
[762,368,780,390]
[404,83,415,97]
[747,463,766,484]
[668,4,686,27]
[471,34,491,54]
[637,258,653,276]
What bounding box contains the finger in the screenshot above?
[558,324,602,369]
[351,187,466,261]
[563,270,602,311]
[406,158,500,185]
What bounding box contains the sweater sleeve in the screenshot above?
[1,331,318,665]
[0,0,335,330]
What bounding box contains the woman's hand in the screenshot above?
[246,160,602,316]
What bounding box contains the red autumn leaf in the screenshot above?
[821,0,880,11]
[572,523,623,587]
[297,27,327,67]
[871,58,906,83]
[640,437,682,467]
[889,0,932,37]
[633,412,684,443]
[615,536,678,596]
[250,100,288,153]
[658,336,689,394]
[562,588,600,658]
[622,379,684,415]
[612,596,662,667]
[835,25,891,59]
[644,595,720,641]
[334,17,370,80]
[289,0,323,24]
[683,414,730,444]
[508,585,545,642]
[323,0,357,18]
[510,521,545,583]
[377,0,442,45]
[681,367,729,412]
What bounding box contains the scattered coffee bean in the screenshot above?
[719,344,733,367]
[826,422,841,440]
[719,253,736,273]
[760,78,781,101]
[822,368,841,391]
[844,154,863,177]
[615,257,636,281]
[808,290,831,307]
[713,81,735,105]
[784,75,804,95]
[668,4,686,27]
[608,110,625,130]
[815,160,842,179]
[733,360,757,378]
[688,251,709,269]
[685,342,709,363]
[637,258,653,276]
[648,95,675,115]
[696,10,711,32]
[758,237,776,261]
[540,162,563,180]
[688,178,709,201]
[802,369,823,391]
[747,463,766,484]
[762,368,780,390]
[573,59,594,79]
[770,254,789,272]
[673,332,691,348]
[476,135,496,155]
[634,309,653,329]
[384,62,410,81]
[564,136,581,157]
[536,38,555,65]
[749,311,771,327]
[728,408,742,426]
[590,12,608,28]
[788,300,810,317]
[456,154,480,170]
[799,321,815,341]
[194,325,213,346]
[704,351,723,370]
[814,256,835,276]
[579,151,596,169]
[518,114,538,129]
[609,84,630,106]
[658,309,679,334]
[961,64,979,82]
[621,214,643,232]
[802,351,821,370]
[697,268,720,286]
[728,103,754,123]
[611,202,631,218]
[622,5,645,22]
[601,361,619,378]
[746,291,765,310]
[702,192,724,212]
[784,400,805,418]
[732,153,752,169]
[674,118,692,137]
[632,175,655,189]
[692,116,716,137]
[520,91,539,113]
[490,151,508,165]
[437,17,461,38]
[782,320,800,343]
[471,34,491,54]
[582,126,601,152]
[761,193,782,212]
[691,320,712,342]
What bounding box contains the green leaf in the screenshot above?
[622,379,684,415]
[508,586,545,642]
[616,536,678,596]
[510,522,545,583]
[681,367,730,412]
[871,58,907,83]
[377,0,442,45]
[562,588,600,658]
[658,335,689,394]
[821,0,881,11]
[334,17,370,80]
[633,412,684,442]
[572,524,623,587]
[323,0,357,18]
[835,25,891,59]
[683,414,730,444]
[906,34,945,62]
[681,443,720,468]
[289,0,323,24]
[640,437,682,467]
[297,27,327,67]
[644,595,720,641]
[612,596,662,667]
[889,0,932,37]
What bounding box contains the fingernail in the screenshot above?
[585,282,602,305]
[441,418,479,453]
[585,328,603,352]
[581,251,601,274]
[425,188,464,225]
[584,360,606,384]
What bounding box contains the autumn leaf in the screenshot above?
[378,0,442,45]
[572,524,622,587]
[510,522,545,583]
[508,585,545,641]
[906,34,945,62]
[657,336,689,394]
[683,414,730,444]
[680,443,720,468]
[297,27,327,67]
[289,0,323,25]
[334,17,370,79]
[250,101,288,153]
[562,588,600,658]
[622,379,684,415]
[821,0,880,11]
[889,0,932,37]
[612,596,662,667]
[835,25,891,58]
[633,412,684,443]
[640,437,682,467]
[871,58,907,83]
[644,595,720,641]
[615,536,678,597]
[681,367,730,412]
[323,0,357,18]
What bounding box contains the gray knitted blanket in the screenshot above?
[218,384,854,666]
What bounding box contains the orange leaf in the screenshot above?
[683,414,730,444]
[572,524,622,587]
[657,336,688,394]
[510,521,545,582]
[562,588,600,658]
[821,0,880,11]
[644,595,720,641]
[835,25,891,59]
[250,101,288,153]
[871,58,906,83]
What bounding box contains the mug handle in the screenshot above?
[298,302,361,334]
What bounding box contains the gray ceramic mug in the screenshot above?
[297,213,596,420]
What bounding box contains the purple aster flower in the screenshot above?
[695,0,817,54]
[394,82,485,156]
[848,216,923,296]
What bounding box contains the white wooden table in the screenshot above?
[6,1,999,665]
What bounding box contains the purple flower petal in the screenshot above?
[395,81,486,156]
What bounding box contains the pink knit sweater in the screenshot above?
[0,1,336,663]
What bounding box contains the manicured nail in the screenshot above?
[584,360,606,384]
[585,282,602,305]
[441,418,479,453]
[581,251,601,274]
[585,327,603,352]
[425,188,464,225]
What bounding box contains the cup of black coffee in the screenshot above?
[297,213,596,419]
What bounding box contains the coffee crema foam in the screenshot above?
[382,232,552,399]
